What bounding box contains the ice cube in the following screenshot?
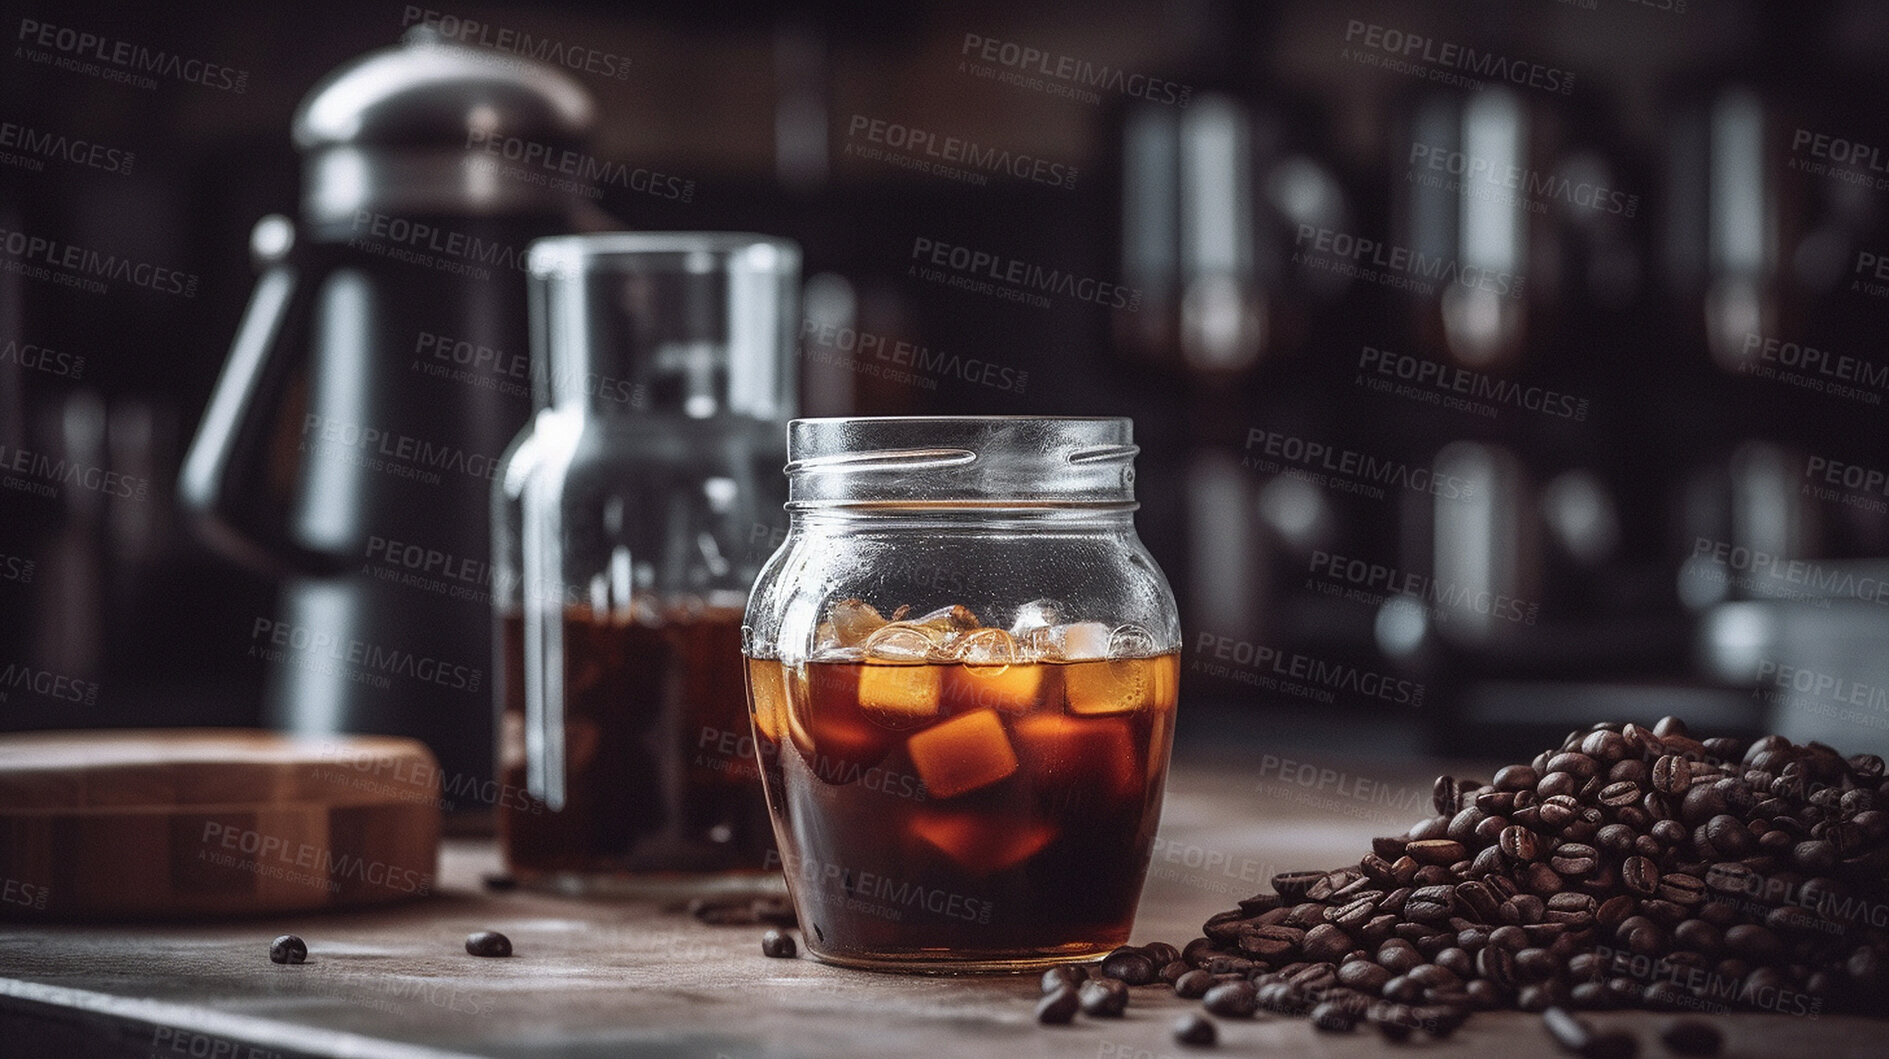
[818,598,887,653]
[1009,598,1067,659]
[857,662,943,729]
[910,811,1054,873]
[746,658,789,744]
[802,663,890,770]
[1011,711,1139,803]
[861,623,938,662]
[943,628,1043,714]
[1063,657,1149,716]
[905,709,1019,799]
[907,603,981,633]
[1045,621,1113,662]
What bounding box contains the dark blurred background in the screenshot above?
[4,0,1888,761]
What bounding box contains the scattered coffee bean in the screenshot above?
[466,931,512,958]
[1078,978,1128,1018]
[1042,964,1087,993]
[1035,988,1079,1025]
[1174,968,1215,998]
[1202,980,1258,1018]
[1172,1012,1217,1047]
[1310,1000,1358,1032]
[1101,950,1156,985]
[269,935,306,965]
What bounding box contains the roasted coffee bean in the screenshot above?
[1332,895,1378,929]
[1619,855,1658,896]
[1660,1019,1722,1056]
[1202,980,1258,1018]
[1036,988,1079,1024]
[1434,946,1474,979]
[1524,863,1564,896]
[1434,775,1460,815]
[482,873,518,892]
[1794,839,1839,873]
[1142,941,1181,967]
[1079,978,1129,1017]
[1206,955,1257,975]
[1174,968,1216,998]
[1042,964,1088,993]
[1359,852,1397,882]
[1302,924,1354,963]
[1725,924,1783,962]
[1408,839,1466,865]
[1172,1012,1217,1047]
[1311,1000,1359,1032]
[1453,880,1501,922]
[1101,950,1156,985]
[1493,764,1539,792]
[1704,814,1755,857]
[1373,835,1409,859]
[1597,781,1640,808]
[1271,870,1325,901]
[1471,943,1515,988]
[467,931,513,958]
[1405,885,1456,922]
[1657,873,1706,907]
[1672,919,1722,957]
[1652,754,1690,795]
[269,935,306,965]
[1382,974,1425,1003]
[1410,815,1451,842]
[758,930,794,959]
[1552,843,1600,876]
[1406,963,1459,989]
[1377,940,1423,974]
[1239,925,1303,959]
[1338,959,1392,991]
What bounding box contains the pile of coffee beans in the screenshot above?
[1037,718,1889,1046]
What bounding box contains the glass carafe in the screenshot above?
[497,233,799,893]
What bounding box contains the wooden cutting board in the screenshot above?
[0,729,441,920]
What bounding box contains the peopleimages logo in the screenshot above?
[845,114,1078,190]
[14,18,249,93]
[0,226,198,297]
[400,7,632,80]
[909,237,1141,310]
[1358,345,1588,421]
[1341,20,1575,95]
[1193,632,1424,707]
[1243,428,1474,501]
[1407,142,1638,217]
[1294,225,1523,298]
[958,32,1192,107]
[250,618,482,693]
[0,120,133,176]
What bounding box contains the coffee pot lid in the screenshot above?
[292,27,599,224]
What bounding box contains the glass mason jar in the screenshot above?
[496,233,799,893]
[742,416,1182,971]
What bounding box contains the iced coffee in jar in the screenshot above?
[743,417,1181,971]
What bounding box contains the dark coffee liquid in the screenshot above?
[498,606,773,876]
[745,653,1178,968]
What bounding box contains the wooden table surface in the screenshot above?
[0,752,1881,1058]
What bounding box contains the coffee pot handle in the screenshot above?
[180,216,347,576]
